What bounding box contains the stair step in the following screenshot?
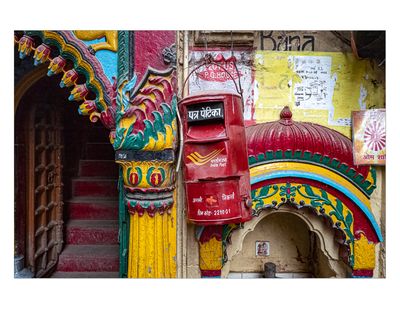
[86,142,115,160]
[66,220,118,245]
[72,178,118,198]
[51,271,119,278]
[57,245,119,272]
[67,197,118,220]
[79,160,119,178]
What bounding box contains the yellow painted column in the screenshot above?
[127,199,177,278]
[199,238,223,275]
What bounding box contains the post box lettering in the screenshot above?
[187,101,224,122]
[179,92,252,225]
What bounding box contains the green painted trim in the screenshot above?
[118,167,129,278]
[248,151,375,197]
[117,30,130,92]
[25,31,44,39]
[252,182,355,267]
[116,31,131,278]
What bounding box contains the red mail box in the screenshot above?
[179,91,252,225]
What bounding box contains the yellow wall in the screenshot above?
[254,51,385,138]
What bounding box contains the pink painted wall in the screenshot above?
[134,31,175,81]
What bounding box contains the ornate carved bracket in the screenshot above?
[15,31,116,135]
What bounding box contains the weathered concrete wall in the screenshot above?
[222,207,349,278]
[229,212,311,274]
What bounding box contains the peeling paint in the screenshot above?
[358,84,368,110]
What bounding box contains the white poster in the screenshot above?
[289,55,337,110]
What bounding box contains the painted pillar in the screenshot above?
[352,232,376,278]
[198,226,223,278]
[197,224,239,278]
[115,31,178,278]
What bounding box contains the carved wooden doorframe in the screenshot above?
[25,100,64,277]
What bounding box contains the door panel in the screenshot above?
[26,102,64,277]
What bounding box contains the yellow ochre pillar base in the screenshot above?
[127,204,177,278]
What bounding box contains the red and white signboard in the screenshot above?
[188,49,255,125]
[352,109,386,165]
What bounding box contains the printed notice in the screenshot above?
[289,55,336,110]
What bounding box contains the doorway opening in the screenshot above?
[15,71,119,278]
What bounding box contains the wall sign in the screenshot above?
[256,241,270,257]
[352,109,386,165]
[115,149,175,161]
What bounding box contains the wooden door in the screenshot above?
[26,101,64,277]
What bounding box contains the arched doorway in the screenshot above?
[225,206,349,278]
[15,68,118,277]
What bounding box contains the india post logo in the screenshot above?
[187,149,223,166]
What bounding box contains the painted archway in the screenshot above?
[198,106,382,278]
[223,206,349,278]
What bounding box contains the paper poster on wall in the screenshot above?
[352,109,386,165]
[289,55,336,110]
[188,49,255,125]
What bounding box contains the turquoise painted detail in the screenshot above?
[252,185,279,210]
[146,167,155,185]
[296,184,355,266]
[250,170,383,242]
[159,168,166,183]
[116,31,130,278]
[121,75,137,110]
[79,38,118,83]
[279,183,297,199]
[127,166,143,186]
[118,167,129,278]
[127,197,174,209]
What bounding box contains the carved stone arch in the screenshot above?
[222,204,349,278]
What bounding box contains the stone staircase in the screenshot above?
[52,129,120,278]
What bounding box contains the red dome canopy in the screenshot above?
[246,106,369,179]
